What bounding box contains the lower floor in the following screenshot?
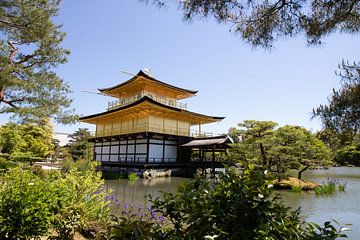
[91,132,191,166]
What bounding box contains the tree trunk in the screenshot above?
[259,142,267,167]
[298,165,310,180]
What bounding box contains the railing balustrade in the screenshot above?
[107,92,187,110]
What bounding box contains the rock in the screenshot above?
[273,177,320,190]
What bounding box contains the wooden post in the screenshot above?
[211,146,215,178]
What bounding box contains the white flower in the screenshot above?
[264,170,268,175]
[267,184,273,188]
[204,235,219,240]
[258,194,264,199]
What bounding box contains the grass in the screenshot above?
[291,185,303,193]
[315,178,346,195]
[338,182,346,192]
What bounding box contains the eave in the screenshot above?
[79,96,224,125]
[98,70,198,99]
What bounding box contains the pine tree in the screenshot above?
[143,0,360,48]
[0,0,76,124]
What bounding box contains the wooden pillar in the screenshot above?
[162,136,165,163]
[146,134,150,164]
[211,146,215,178]
[125,137,128,163]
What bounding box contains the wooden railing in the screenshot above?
[107,92,187,110]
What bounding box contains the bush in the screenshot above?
[0,163,110,239]
[128,172,139,182]
[0,156,16,170]
[0,168,56,239]
[147,164,349,240]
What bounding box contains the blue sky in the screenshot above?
[2,0,359,135]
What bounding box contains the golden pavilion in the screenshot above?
[80,70,227,168]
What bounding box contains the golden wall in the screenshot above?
[95,114,191,137]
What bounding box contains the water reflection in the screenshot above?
[105,177,189,207]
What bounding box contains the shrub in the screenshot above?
[109,200,165,239]
[0,163,110,239]
[128,172,139,182]
[0,168,56,239]
[147,163,349,239]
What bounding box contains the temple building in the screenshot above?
[80,70,226,168]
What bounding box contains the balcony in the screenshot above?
[107,92,187,111]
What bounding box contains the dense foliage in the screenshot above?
[229,120,332,178]
[143,0,360,48]
[334,144,360,166]
[0,163,109,239]
[145,164,348,239]
[0,122,54,163]
[68,128,93,161]
[0,0,76,124]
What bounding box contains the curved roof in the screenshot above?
[182,135,233,148]
[99,70,198,99]
[79,95,224,125]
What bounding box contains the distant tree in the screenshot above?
[0,0,76,124]
[142,0,360,48]
[313,61,360,139]
[229,120,331,178]
[269,125,332,179]
[0,122,54,164]
[231,120,278,167]
[68,128,93,160]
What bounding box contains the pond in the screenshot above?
[105,167,360,239]
[281,167,360,239]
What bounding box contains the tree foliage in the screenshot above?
[314,61,360,138]
[0,0,76,124]
[68,128,93,161]
[0,121,54,163]
[229,120,332,178]
[143,0,360,48]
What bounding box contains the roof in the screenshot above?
[182,135,233,148]
[98,70,198,99]
[79,95,224,124]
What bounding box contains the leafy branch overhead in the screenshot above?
[313,61,360,136]
[0,0,77,124]
[143,0,360,48]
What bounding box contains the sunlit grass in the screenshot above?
[291,185,303,193]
